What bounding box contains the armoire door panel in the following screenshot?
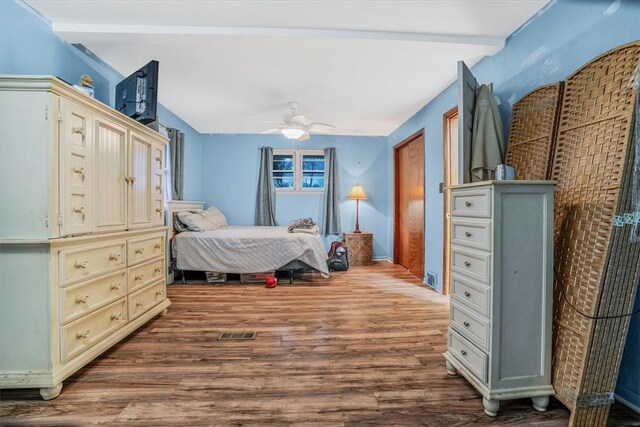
[128,132,153,229]
[93,116,127,232]
[59,99,93,237]
[151,143,164,226]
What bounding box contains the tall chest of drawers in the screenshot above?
[0,76,170,400]
[443,181,555,416]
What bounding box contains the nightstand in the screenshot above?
[344,232,373,266]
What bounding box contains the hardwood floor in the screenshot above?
[2,262,639,426]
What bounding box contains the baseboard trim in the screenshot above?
[615,393,640,415]
[373,258,392,263]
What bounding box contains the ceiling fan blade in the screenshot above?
[261,128,282,135]
[295,131,310,142]
[290,114,311,126]
[308,123,335,133]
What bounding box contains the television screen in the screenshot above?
[115,60,159,124]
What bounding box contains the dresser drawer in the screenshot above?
[60,240,126,286]
[128,234,165,266]
[451,245,491,284]
[449,328,488,383]
[60,297,127,363]
[128,280,166,321]
[60,270,127,325]
[128,257,164,293]
[451,300,490,351]
[451,188,491,218]
[451,218,492,252]
[450,273,491,318]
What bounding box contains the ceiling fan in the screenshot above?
[261,102,335,141]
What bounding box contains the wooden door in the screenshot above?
[394,129,425,280]
[442,107,459,295]
[128,131,153,229]
[93,116,127,233]
[59,98,93,237]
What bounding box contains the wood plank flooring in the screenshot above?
[2,262,639,426]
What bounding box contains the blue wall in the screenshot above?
[386,0,639,411]
[0,0,203,201]
[200,134,389,257]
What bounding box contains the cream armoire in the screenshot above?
[0,76,170,400]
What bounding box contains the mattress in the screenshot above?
[173,226,329,277]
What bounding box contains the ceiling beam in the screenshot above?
[52,23,505,48]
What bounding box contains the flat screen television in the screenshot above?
[115,60,159,124]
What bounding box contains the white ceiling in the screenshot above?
[27,0,549,136]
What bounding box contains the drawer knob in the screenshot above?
[136,299,145,307]
[464,291,471,297]
[74,260,89,269]
[75,295,89,304]
[72,126,85,137]
[154,243,162,250]
[156,185,162,191]
[135,274,144,281]
[155,208,163,214]
[73,167,85,177]
[460,350,467,357]
[154,267,162,274]
[465,201,472,208]
[135,248,144,254]
[111,312,123,321]
[73,206,85,214]
[464,261,471,268]
[109,253,121,261]
[465,232,472,238]
[463,321,470,328]
[76,329,90,339]
[156,290,164,297]
[111,282,121,290]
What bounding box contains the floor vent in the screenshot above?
[218,332,257,340]
[425,271,437,288]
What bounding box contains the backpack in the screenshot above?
[327,240,349,271]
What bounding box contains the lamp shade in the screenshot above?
[347,183,367,200]
[281,127,305,139]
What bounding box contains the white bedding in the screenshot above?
[173,226,329,277]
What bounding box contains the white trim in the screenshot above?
[273,149,325,193]
[52,23,505,48]
[615,394,640,415]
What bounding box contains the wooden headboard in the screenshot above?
[166,200,204,238]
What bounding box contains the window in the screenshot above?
[273,149,325,192]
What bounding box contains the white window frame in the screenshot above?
[273,149,325,194]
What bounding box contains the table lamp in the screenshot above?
[347,183,367,233]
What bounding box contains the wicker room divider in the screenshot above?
[505,82,563,180]
[549,41,640,426]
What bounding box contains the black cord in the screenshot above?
[554,266,640,320]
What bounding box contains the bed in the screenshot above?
[167,201,329,282]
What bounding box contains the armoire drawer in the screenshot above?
[451,246,491,284]
[450,273,491,318]
[60,240,126,286]
[60,297,127,363]
[451,218,492,252]
[128,234,165,266]
[449,327,488,383]
[451,300,490,351]
[128,280,166,321]
[451,188,491,218]
[128,256,164,293]
[60,270,127,325]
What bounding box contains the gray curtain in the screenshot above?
[167,128,184,200]
[255,146,278,226]
[321,147,341,236]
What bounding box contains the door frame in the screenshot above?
[442,106,458,295]
[393,128,425,273]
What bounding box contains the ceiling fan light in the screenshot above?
[281,127,305,139]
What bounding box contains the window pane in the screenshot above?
[302,155,325,171]
[302,172,325,188]
[273,155,294,171]
[274,171,294,188]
